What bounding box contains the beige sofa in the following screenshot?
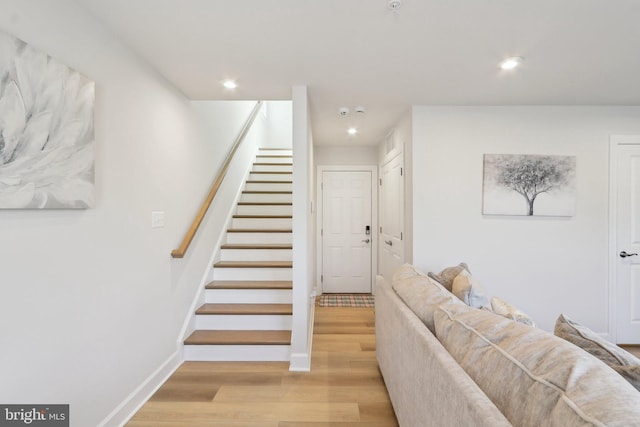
[375,265,640,427]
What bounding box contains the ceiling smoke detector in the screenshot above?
[355,106,366,114]
[387,0,403,11]
[339,107,350,117]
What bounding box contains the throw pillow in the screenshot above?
[451,269,490,309]
[555,313,640,391]
[491,296,535,327]
[427,262,470,292]
[391,264,464,334]
[434,304,640,427]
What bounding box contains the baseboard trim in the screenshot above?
[98,350,182,427]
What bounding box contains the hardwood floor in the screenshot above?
[620,345,640,358]
[127,304,398,426]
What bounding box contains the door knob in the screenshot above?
[385,240,393,246]
[620,251,638,258]
[361,239,370,243]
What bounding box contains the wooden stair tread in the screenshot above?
[227,228,292,233]
[259,148,292,150]
[232,215,292,219]
[253,162,293,166]
[242,190,292,194]
[256,155,293,158]
[196,303,292,315]
[249,171,292,174]
[237,202,292,206]
[206,280,293,290]
[220,243,292,249]
[214,261,292,268]
[246,180,293,184]
[185,330,291,345]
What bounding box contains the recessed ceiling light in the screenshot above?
[499,56,523,71]
[387,0,403,11]
[222,80,237,89]
[347,127,358,135]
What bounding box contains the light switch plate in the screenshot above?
[151,211,165,228]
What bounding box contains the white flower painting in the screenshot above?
[0,30,94,209]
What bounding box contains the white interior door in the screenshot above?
[379,154,404,282]
[321,170,372,293]
[613,137,640,344]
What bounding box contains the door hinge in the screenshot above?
[380,226,383,233]
[400,167,403,176]
[321,182,323,190]
[401,232,403,240]
[379,178,382,186]
[321,274,323,283]
[321,228,323,236]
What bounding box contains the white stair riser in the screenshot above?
[226,232,292,244]
[244,182,292,191]
[255,156,292,164]
[236,204,291,215]
[249,173,292,182]
[205,288,292,303]
[195,314,292,330]
[184,344,291,362]
[213,267,292,281]
[258,149,292,156]
[252,164,292,172]
[231,217,291,229]
[241,193,292,203]
[220,248,292,262]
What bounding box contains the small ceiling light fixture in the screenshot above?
[387,0,403,11]
[347,127,358,136]
[222,79,237,89]
[499,56,523,71]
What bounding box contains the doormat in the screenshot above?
[319,294,374,308]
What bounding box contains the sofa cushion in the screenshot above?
[434,304,640,427]
[451,269,490,308]
[427,262,470,292]
[491,296,535,326]
[392,264,463,334]
[555,313,640,391]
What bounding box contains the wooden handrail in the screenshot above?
[171,101,264,258]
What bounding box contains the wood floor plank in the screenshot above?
[213,385,391,403]
[128,422,279,427]
[130,402,359,423]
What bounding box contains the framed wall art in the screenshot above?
[483,154,576,217]
[0,30,95,209]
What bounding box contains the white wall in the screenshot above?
[264,101,293,148]
[0,1,264,425]
[411,106,640,334]
[315,145,377,166]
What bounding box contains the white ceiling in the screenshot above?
[74,0,640,146]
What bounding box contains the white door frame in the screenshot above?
[608,135,640,343]
[316,165,378,295]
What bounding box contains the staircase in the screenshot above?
[183,148,294,361]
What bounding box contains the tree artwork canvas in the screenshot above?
[482,154,576,217]
[0,30,95,209]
